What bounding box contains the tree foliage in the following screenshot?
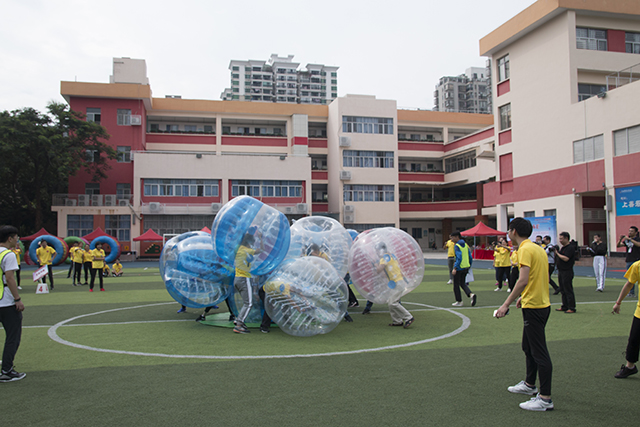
[0,102,114,234]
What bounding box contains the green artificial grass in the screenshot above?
[2,264,638,426]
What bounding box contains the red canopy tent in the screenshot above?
[461,223,507,260]
[200,226,211,233]
[133,229,163,241]
[20,228,53,241]
[82,227,111,242]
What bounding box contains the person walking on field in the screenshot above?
[612,259,640,379]
[496,217,553,411]
[444,236,456,285]
[450,231,476,307]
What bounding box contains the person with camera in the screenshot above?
[589,234,607,292]
[542,236,560,295]
[617,226,640,298]
[554,232,576,313]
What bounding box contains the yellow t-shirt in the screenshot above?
[518,239,550,309]
[510,250,519,267]
[264,280,290,296]
[446,240,455,258]
[113,262,122,274]
[91,249,105,269]
[73,246,84,263]
[36,246,56,265]
[493,247,511,267]
[234,245,256,278]
[83,249,94,263]
[623,261,640,318]
[379,253,404,283]
[11,248,21,264]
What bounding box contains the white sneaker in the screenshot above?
[508,380,538,395]
[507,289,512,293]
[447,280,452,284]
[494,287,502,292]
[451,301,463,307]
[519,394,554,411]
[17,286,22,290]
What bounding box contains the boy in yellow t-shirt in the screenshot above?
[36,240,57,289]
[112,259,123,277]
[82,244,92,285]
[445,237,456,284]
[72,242,85,286]
[102,263,111,277]
[89,243,105,292]
[11,246,22,289]
[376,242,414,329]
[493,237,512,291]
[612,260,640,379]
[232,233,262,334]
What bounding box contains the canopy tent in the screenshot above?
[82,227,111,241]
[20,228,53,241]
[200,226,211,233]
[133,229,164,241]
[461,222,506,237]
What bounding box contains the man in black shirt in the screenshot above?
[618,226,640,297]
[554,231,576,313]
[589,234,607,292]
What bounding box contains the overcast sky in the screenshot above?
[0,0,536,113]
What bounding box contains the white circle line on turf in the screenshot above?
[47,301,471,360]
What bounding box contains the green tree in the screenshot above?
[0,102,115,234]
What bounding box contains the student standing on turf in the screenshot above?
[72,242,85,286]
[450,231,476,307]
[67,242,79,279]
[611,259,640,378]
[36,240,56,290]
[617,227,640,297]
[496,217,553,411]
[82,244,92,285]
[589,234,607,292]
[11,245,22,290]
[554,232,576,313]
[232,233,262,334]
[493,237,511,291]
[444,236,455,284]
[0,225,26,383]
[89,243,105,292]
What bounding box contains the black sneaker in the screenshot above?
[615,364,638,379]
[195,314,205,322]
[0,368,26,382]
[233,323,250,334]
[344,314,353,322]
[362,309,371,315]
[471,293,477,307]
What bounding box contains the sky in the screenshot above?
[0,0,537,113]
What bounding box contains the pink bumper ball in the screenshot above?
[347,227,424,304]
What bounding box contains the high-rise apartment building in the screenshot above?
[433,67,491,114]
[221,54,338,105]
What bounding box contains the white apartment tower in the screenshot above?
[433,66,491,114]
[221,54,338,105]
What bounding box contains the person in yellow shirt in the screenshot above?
[67,242,79,279]
[496,217,553,412]
[376,242,414,329]
[82,244,93,285]
[507,246,519,293]
[72,242,85,286]
[444,237,456,284]
[102,263,111,277]
[89,243,105,292]
[612,260,640,379]
[493,237,512,291]
[11,246,22,290]
[232,233,263,334]
[112,259,123,277]
[36,240,57,290]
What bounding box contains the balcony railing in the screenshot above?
[606,62,640,90]
[53,194,132,207]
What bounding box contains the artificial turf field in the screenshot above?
[3,263,639,426]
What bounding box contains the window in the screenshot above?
[445,151,477,173]
[544,209,556,217]
[67,215,93,237]
[578,84,606,101]
[85,183,100,195]
[143,215,216,236]
[343,185,394,202]
[232,66,239,71]
[499,104,511,130]
[342,116,393,135]
[614,124,640,156]
[231,180,260,197]
[626,32,640,54]
[260,181,303,198]
[412,228,422,239]
[86,108,101,124]
[117,109,131,126]
[116,183,131,200]
[149,123,159,132]
[86,149,98,163]
[184,125,197,132]
[497,55,510,81]
[144,179,219,197]
[117,146,131,163]
[576,27,607,51]
[523,211,535,218]
[573,135,604,163]
[204,125,213,133]
[165,124,178,132]
[105,215,131,242]
[342,150,394,168]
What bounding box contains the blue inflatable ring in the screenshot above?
[90,235,121,263]
[29,235,68,266]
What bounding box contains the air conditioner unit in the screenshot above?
[296,203,308,213]
[78,195,89,206]
[65,199,77,206]
[149,202,161,212]
[118,200,129,207]
[344,205,355,213]
[104,195,117,206]
[130,115,142,125]
[344,213,355,223]
[284,206,295,214]
[211,203,222,213]
[91,195,103,206]
[340,171,351,180]
[339,136,351,147]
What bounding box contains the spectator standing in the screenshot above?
[493,237,511,291]
[72,242,85,286]
[542,236,561,295]
[589,234,607,292]
[89,243,105,292]
[617,227,640,297]
[36,240,56,290]
[612,259,640,378]
[554,232,576,313]
[11,246,22,290]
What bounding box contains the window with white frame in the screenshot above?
[67,215,94,237]
[614,124,640,156]
[576,27,607,51]
[117,146,131,163]
[117,109,132,126]
[342,116,393,135]
[105,215,131,242]
[578,84,607,101]
[144,179,219,197]
[231,180,260,197]
[573,135,604,163]
[497,55,509,81]
[626,32,640,54]
[343,150,394,168]
[86,108,101,124]
[260,181,303,197]
[499,104,511,130]
[444,151,477,173]
[343,185,394,202]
